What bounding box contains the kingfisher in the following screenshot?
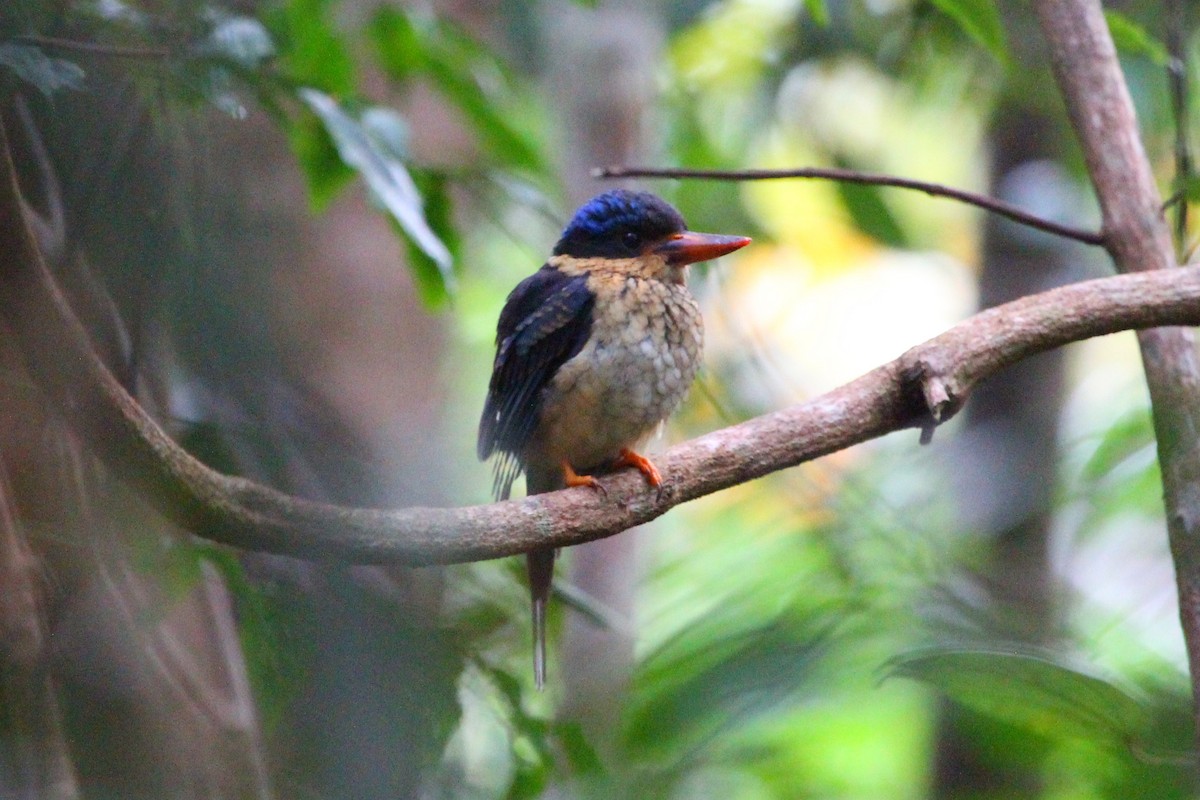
[477,189,750,688]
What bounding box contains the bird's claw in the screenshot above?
[562,461,608,499]
[614,448,663,490]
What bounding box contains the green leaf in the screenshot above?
[175,13,278,118]
[0,43,85,96]
[299,89,454,295]
[927,0,1007,64]
[1174,174,1200,203]
[804,0,829,26]
[395,169,459,308]
[360,105,411,160]
[1093,457,1165,520]
[625,613,833,756]
[269,0,355,94]
[287,109,355,210]
[369,7,546,175]
[834,177,908,248]
[1073,407,1164,523]
[475,662,553,800]
[556,721,605,777]
[367,6,426,80]
[1081,408,1153,483]
[506,761,549,800]
[198,545,310,733]
[1105,10,1170,66]
[888,646,1148,744]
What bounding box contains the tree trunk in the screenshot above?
[934,109,1078,797]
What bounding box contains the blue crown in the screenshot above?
[554,190,686,258]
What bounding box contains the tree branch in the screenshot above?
[1034,0,1200,760]
[593,164,1106,247]
[2,115,1199,568]
[14,35,171,61]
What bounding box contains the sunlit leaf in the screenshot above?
[1172,174,1200,203]
[804,0,829,26]
[888,646,1148,744]
[299,89,454,295]
[199,13,275,68]
[927,0,1007,64]
[0,43,85,96]
[1105,10,1169,66]
[360,105,411,160]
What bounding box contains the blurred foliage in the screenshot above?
[927,0,1007,64]
[1,0,541,305]
[442,0,1198,797]
[1104,10,1170,67]
[368,6,547,176]
[888,646,1149,745]
[3,0,1199,797]
[0,42,85,95]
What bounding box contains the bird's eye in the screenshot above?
[622,231,641,252]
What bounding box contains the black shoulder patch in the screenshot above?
[477,266,595,498]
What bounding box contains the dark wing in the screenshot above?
[478,265,595,497]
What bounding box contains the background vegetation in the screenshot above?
[0,0,1196,798]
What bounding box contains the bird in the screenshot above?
[477,189,750,688]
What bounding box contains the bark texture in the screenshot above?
[1035,0,1200,756]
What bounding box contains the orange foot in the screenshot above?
[562,460,607,498]
[613,448,663,489]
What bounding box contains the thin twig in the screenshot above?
[593,164,1106,247]
[15,35,171,61]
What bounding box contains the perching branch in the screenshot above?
[593,164,1106,247]
[2,116,1200,568]
[1034,0,1200,760]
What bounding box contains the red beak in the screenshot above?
[655,231,751,266]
